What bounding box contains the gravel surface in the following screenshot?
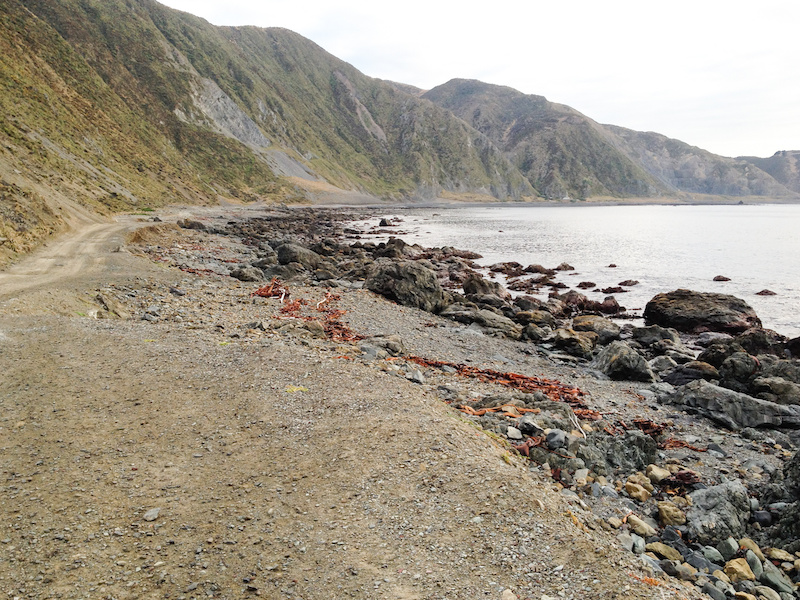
[1,203,771,600]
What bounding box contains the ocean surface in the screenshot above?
[358,204,800,338]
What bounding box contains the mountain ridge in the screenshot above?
[0,0,797,265]
[423,78,797,200]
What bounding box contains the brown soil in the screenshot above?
[0,204,708,600]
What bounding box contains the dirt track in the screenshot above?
[0,206,703,600]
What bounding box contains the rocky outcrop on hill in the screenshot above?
[423,79,665,200]
[742,150,800,194]
[423,79,798,201]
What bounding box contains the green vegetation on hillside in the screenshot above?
[0,0,796,264]
[423,79,664,199]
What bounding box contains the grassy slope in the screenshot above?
[605,126,796,198]
[149,18,533,199]
[0,0,537,266]
[423,79,666,200]
[0,0,292,262]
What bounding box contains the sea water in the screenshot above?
[360,204,800,338]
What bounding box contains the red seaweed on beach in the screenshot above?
[321,309,363,343]
[631,418,668,437]
[252,277,289,301]
[279,298,308,316]
[267,289,363,343]
[406,356,588,408]
[659,438,707,452]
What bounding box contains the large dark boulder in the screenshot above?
[276,243,323,270]
[734,328,787,356]
[644,289,761,334]
[686,481,750,545]
[666,379,800,430]
[697,341,747,369]
[365,259,449,313]
[590,341,655,382]
[718,351,760,393]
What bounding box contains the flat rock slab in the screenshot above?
[666,379,800,430]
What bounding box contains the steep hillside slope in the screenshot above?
[0,0,532,265]
[423,79,667,199]
[0,0,290,263]
[741,150,800,194]
[605,126,795,198]
[424,79,798,201]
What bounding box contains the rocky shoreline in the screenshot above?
[109,205,800,600]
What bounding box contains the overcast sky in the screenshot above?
[158,0,798,158]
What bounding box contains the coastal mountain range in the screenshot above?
[1,0,798,260]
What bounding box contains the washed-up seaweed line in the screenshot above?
[251,280,363,343]
[406,355,589,409]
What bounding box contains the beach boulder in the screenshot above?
[632,324,681,347]
[276,243,323,270]
[571,315,620,345]
[462,274,511,300]
[365,259,449,313]
[591,341,655,382]
[553,328,597,358]
[686,481,751,545]
[644,289,761,334]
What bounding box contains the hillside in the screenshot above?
[0,0,797,265]
[0,0,532,264]
[605,126,794,197]
[424,79,798,201]
[741,150,800,194]
[423,79,666,199]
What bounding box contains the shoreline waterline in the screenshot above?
[350,203,800,338]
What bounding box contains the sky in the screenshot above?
[158,0,799,158]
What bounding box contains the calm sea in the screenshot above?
[359,204,800,338]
